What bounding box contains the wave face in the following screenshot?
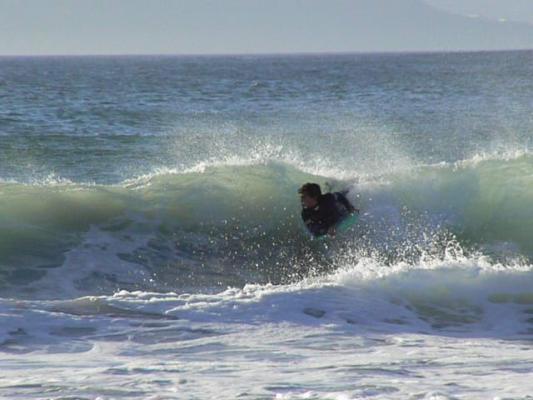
[1,152,532,299]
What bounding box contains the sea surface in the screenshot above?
[1,51,533,399]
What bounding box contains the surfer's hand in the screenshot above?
[328,227,336,237]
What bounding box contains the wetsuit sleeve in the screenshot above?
[318,196,341,230]
[335,192,356,213]
[301,194,344,237]
[302,210,327,237]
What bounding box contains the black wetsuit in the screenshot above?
[301,192,355,237]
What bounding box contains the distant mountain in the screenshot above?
[258,0,533,52]
[1,0,532,55]
[173,0,533,53]
[423,0,533,26]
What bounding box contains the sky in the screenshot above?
[1,0,532,55]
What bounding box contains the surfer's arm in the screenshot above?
[319,197,342,234]
[336,192,358,214]
[302,210,327,237]
[304,219,328,237]
[301,198,340,237]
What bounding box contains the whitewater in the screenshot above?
[1,51,533,399]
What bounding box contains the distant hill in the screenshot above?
[423,0,533,26]
[1,0,532,55]
[259,0,533,52]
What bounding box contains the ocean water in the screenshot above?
[1,51,533,399]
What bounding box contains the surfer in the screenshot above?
[298,182,358,238]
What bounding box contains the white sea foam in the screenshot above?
[1,252,533,399]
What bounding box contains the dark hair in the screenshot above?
[298,183,321,199]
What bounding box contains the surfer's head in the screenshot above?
[298,183,321,208]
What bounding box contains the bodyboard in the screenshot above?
[308,212,359,241]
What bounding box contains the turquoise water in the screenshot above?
[1,51,533,399]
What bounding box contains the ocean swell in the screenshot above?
[0,152,532,299]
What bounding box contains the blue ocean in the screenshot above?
[1,51,533,399]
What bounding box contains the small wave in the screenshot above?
[0,173,88,187]
[30,252,533,336]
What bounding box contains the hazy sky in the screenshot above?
[1,0,532,55]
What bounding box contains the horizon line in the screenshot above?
[0,48,532,58]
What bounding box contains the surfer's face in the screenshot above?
[301,193,318,209]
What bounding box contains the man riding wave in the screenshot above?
[298,182,359,238]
